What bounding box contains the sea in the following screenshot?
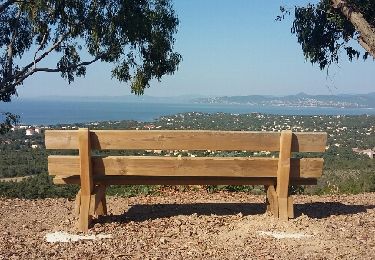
[1,99,374,125]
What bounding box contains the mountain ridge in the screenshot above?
[193,93,375,108]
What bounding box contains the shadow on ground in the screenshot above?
[96,203,265,224]
[294,202,375,219]
[95,201,375,224]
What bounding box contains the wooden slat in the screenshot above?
[48,156,323,178]
[45,130,78,149]
[45,130,327,152]
[53,175,318,186]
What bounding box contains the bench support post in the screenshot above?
[276,130,293,220]
[90,185,107,216]
[265,185,279,217]
[78,128,94,232]
[74,189,81,217]
[96,185,108,216]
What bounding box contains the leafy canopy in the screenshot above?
[281,0,375,70]
[0,0,181,103]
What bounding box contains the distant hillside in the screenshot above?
[193,93,375,108]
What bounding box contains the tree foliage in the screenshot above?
[0,112,18,134]
[283,0,375,70]
[0,0,181,103]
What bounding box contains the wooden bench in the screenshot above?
[45,129,327,232]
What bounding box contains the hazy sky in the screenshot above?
[16,0,374,99]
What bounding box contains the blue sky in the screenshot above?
[16,0,374,98]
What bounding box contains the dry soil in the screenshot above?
[0,190,374,259]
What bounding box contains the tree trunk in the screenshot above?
[331,0,375,58]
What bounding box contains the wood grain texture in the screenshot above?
[276,130,293,220]
[276,130,293,197]
[78,128,93,232]
[266,185,278,217]
[45,130,327,152]
[48,156,324,178]
[74,189,81,217]
[94,185,107,216]
[288,197,294,219]
[53,175,318,186]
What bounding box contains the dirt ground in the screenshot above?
[0,190,374,259]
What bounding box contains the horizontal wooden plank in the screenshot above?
[48,156,324,178]
[53,176,318,186]
[45,130,327,152]
[45,130,78,150]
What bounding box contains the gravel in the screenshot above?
[0,190,374,259]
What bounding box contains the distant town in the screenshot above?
[4,112,374,159]
[1,112,374,196]
[193,93,375,108]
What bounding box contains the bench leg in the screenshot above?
[94,185,107,216]
[88,185,107,217]
[79,194,92,232]
[265,185,294,219]
[74,189,81,217]
[278,197,288,221]
[288,196,294,219]
[265,185,279,217]
[75,185,107,232]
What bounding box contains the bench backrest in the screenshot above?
[46,130,326,152]
[45,129,327,186]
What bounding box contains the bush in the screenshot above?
[0,172,79,199]
[307,169,375,195]
[107,185,159,197]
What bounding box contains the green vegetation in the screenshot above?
[0,172,79,199]
[0,112,374,198]
[284,0,375,69]
[0,0,181,133]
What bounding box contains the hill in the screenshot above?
[193,93,375,108]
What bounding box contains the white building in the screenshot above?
[25,129,35,136]
[352,148,375,159]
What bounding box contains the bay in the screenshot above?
[1,99,374,125]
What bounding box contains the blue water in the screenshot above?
[1,100,374,125]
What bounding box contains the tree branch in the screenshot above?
[331,0,375,58]
[0,34,67,98]
[0,54,104,96]
[33,33,48,69]
[34,55,103,73]
[10,33,68,82]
